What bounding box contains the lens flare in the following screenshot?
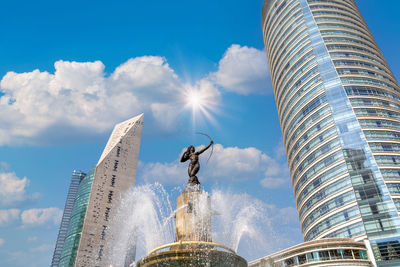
[187,91,203,109]
[183,86,220,127]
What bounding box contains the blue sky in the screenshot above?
[0,0,399,266]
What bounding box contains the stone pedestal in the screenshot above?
[175,189,212,242]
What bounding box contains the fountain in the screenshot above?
[134,139,247,266]
[135,184,247,266]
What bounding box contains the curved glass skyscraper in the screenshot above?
[262,0,400,265]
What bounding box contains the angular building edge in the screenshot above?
[97,113,144,166]
[74,113,144,266]
[58,113,144,267]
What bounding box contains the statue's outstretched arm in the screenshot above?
[196,140,213,155]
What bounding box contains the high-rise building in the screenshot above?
[58,113,144,267]
[58,167,95,267]
[51,170,86,267]
[262,0,400,265]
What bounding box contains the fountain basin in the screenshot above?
[135,241,247,267]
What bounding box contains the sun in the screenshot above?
[182,86,219,127]
[187,90,203,109]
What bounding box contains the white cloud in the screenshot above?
[274,138,287,159]
[0,44,271,146]
[27,236,38,242]
[0,172,35,207]
[30,244,53,252]
[0,209,20,226]
[0,56,220,145]
[0,56,221,145]
[0,164,40,208]
[139,143,290,188]
[211,44,272,95]
[208,145,268,179]
[140,160,186,185]
[260,177,286,189]
[260,140,290,189]
[260,161,290,189]
[21,207,62,227]
[0,238,4,246]
[277,206,299,225]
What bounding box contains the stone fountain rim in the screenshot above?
[148,241,237,255]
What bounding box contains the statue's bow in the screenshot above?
[196,132,214,164]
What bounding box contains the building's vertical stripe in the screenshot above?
[299,0,400,264]
[59,168,95,267]
[51,171,86,267]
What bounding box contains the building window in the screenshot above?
[101,225,107,240]
[108,191,114,203]
[298,254,307,264]
[284,257,295,267]
[105,207,110,221]
[111,175,116,187]
[97,244,104,260]
[113,160,119,171]
[319,250,330,260]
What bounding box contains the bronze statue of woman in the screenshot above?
[180,139,213,185]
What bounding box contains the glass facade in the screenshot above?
[248,238,370,267]
[51,170,86,267]
[262,0,400,265]
[59,167,95,267]
[282,247,368,266]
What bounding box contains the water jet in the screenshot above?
[135,185,247,267]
